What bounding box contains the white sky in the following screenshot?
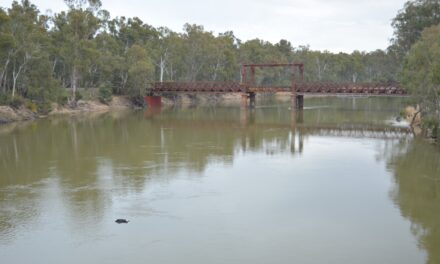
[1,0,406,53]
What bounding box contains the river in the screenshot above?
[0,97,439,264]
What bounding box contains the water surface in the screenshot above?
[0,97,439,264]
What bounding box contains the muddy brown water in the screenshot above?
[0,97,439,264]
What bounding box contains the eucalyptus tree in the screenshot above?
[208,31,239,81]
[126,44,154,99]
[51,0,103,103]
[402,25,440,127]
[391,0,440,56]
[106,16,157,94]
[0,9,13,94]
[1,0,51,98]
[180,24,214,81]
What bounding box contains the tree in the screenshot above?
[0,0,58,103]
[391,0,440,55]
[106,16,157,94]
[0,8,13,94]
[402,25,440,126]
[126,44,154,98]
[51,0,102,103]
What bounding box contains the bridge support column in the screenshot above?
[241,92,256,108]
[144,96,162,108]
[291,94,304,110]
[297,95,304,109]
[249,92,256,108]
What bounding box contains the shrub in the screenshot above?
[57,89,69,106]
[75,90,83,102]
[25,101,38,113]
[130,94,145,107]
[0,93,12,106]
[37,101,52,114]
[9,96,25,109]
[98,85,113,104]
[423,118,439,139]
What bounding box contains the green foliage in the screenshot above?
[402,25,440,124]
[0,0,410,111]
[57,89,70,106]
[391,0,440,55]
[98,84,112,104]
[432,123,439,139]
[37,101,52,114]
[129,94,145,107]
[25,101,37,113]
[423,117,439,139]
[75,90,83,101]
[0,93,12,105]
[9,96,24,109]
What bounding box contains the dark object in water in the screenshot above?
[115,219,129,224]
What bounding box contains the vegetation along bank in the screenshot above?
[0,0,439,141]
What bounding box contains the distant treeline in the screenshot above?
[0,0,439,116]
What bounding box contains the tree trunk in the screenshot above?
[0,57,10,92]
[316,58,322,81]
[169,63,174,81]
[12,63,25,98]
[71,65,78,103]
[160,56,165,82]
[52,58,58,75]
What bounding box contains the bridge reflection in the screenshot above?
[146,106,411,156]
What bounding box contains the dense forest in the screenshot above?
[0,0,439,121]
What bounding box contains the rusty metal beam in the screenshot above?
[151,82,406,96]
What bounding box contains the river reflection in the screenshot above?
[0,97,438,264]
[386,140,440,264]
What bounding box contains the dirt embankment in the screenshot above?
[0,105,37,124]
[0,96,135,125]
[49,96,134,115]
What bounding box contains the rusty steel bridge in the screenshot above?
[149,63,406,109]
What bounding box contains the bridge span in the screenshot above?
[147,63,406,109]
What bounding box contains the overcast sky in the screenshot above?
[1,0,406,53]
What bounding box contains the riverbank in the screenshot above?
[405,105,439,143]
[0,96,135,125]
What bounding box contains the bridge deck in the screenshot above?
[152,82,406,96]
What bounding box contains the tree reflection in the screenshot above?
[388,140,440,264]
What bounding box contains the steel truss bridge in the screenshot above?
[149,63,406,109]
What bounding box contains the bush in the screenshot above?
[433,125,438,139]
[130,94,145,107]
[423,118,439,139]
[57,89,69,106]
[25,101,38,113]
[0,93,12,106]
[75,90,83,102]
[98,85,113,104]
[9,96,25,109]
[37,101,52,114]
